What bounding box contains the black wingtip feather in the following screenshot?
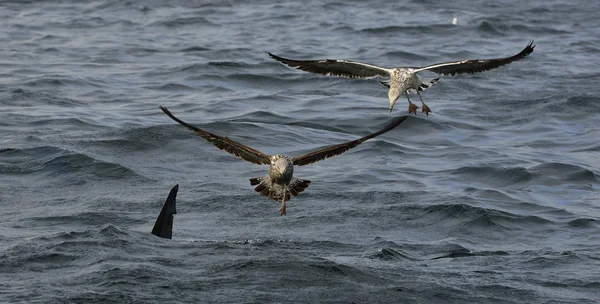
[419,40,536,76]
[267,52,287,63]
[521,40,535,57]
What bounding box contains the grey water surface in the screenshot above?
[1,0,599,303]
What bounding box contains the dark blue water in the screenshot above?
[1,0,599,303]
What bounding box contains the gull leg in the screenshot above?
[279,200,287,216]
[417,91,432,116]
[406,94,419,115]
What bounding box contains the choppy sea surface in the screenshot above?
[1,0,599,303]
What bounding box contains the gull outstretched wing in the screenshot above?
[292,116,407,167]
[268,52,391,79]
[415,41,535,76]
[160,106,271,165]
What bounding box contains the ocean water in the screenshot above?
[1,0,599,303]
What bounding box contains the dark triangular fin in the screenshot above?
[151,184,179,239]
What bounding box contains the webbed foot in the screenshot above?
[421,103,432,116]
[408,103,419,115]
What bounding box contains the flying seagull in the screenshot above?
[160,106,407,215]
[268,41,535,115]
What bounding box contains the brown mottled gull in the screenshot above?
[160,106,407,215]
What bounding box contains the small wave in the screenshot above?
[529,162,598,183]
[383,50,430,61]
[226,73,283,83]
[19,213,146,228]
[399,115,457,133]
[463,187,520,203]
[572,144,600,153]
[139,64,188,77]
[148,16,215,28]
[125,47,162,56]
[35,47,60,54]
[531,94,600,116]
[331,25,354,33]
[519,250,586,268]
[359,24,451,35]
[0,249,80,273]
[432,249,509,260]
[307,260,352,275]
[28,16,108,30]
[0,146,146,182]
[23,252,79,265]
[367,140,407,153]
[423,203,553,229]
[98,264,169,286]
[76,136,157,154]
[143,83,197,91]
[527,6,552,13]
[0,224,137,274]
[82,0,152,13]
[567,218,597,228]
[37,153,141,181]
[23,76,103,89]
[306,258,387,284]
[4,89,85,107]
[311,191,408,205]
[178,46,211,52]
[115,125,173,148]
[476,20,505,35]
[228,110,293,124]
[206,239,363,254]
[322,1,354,9]
[207,61,255,68]
[369,247,419,261]
[510,24,571,35]
[143,63,262,79]
[537,279,600,289]
[27,117,102,129]
[451,166,533,186]
[34,34,67,42]
[475,19,571,35]
[215,259,275,272]
[98,224,132,238]
[564,95,600,112]
[286,120,348,134]
[0,148,18,153]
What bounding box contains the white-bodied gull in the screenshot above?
[160,106,407,215]
[268,41,535,115]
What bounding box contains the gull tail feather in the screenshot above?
[417,76,440,92]
[249,176,311,202]
[288,178,311,197]
[249,176,289,201]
